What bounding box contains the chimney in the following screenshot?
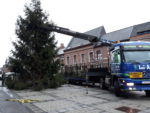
[59,43,65,49]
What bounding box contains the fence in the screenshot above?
[63,61,109,79]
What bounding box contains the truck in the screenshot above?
[42,24,150,96]
[104,41,150,96]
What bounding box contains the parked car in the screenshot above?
[5,72,15,80]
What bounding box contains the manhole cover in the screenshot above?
[116,106,141,113]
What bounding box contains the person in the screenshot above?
[2,72,5,87]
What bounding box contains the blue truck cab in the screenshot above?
[110,41,150,96]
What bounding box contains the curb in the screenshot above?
[11,89,47,113]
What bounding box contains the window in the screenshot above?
[81,54,85,63]
[67,56,70,65]
[89,52,94,62]
[73,55,77,64]
[112,50,121,63]
[124,51,150,63]
[96,50,101,60]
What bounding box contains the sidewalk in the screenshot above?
[14,84,150,113]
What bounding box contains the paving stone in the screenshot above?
[23,95,55,102]
[57,109,68,113]
[70,96,107,105]
[65,107,107,113]
[139,109,150,113]
[120,98,150,110]
[14,84,150,113]
[34,100,79,112]
[92,93,120,101]
[16,91,42,97]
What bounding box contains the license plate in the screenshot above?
[130,72,143,78]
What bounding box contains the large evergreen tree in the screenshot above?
[8,0,60,89]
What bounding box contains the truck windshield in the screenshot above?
[124,51,150,63]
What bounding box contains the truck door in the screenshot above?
[110,50,121,76]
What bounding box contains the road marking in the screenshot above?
[5,99,40,103]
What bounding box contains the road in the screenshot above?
[0,81,34,113]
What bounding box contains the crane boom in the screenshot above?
[42,24,98,43]
[41,24,112,45]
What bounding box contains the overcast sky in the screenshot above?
[0,0,150,67]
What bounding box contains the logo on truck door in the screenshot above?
[138,65,150,70]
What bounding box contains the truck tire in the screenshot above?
[114,80,122,97]
[145,90,150,97]
[99,78,107,89]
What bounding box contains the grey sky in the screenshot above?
[0,0,150,67]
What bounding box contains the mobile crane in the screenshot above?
[43,24,150,97]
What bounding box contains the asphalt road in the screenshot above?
[0,81,34,113]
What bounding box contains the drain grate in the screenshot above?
[116,106,141,113]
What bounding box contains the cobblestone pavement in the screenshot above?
[14,84,150,113]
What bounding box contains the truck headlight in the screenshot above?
[127,83,134,86]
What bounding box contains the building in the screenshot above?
[64,26,109,67]
[64,22,150,69]
[56,43,65,66]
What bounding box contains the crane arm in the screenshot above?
[41,24,112,45]
[42,24,98,43]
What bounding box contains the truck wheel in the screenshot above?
[114,80,122,97]
[145,90,150,97]
[99,78,106,89]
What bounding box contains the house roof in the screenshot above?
[101,22,150,42]
[101,26,133,42]
[130,22,150,37]
[65,26,106,50]
[65,21,150,51]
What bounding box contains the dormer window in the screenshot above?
[137,30,150,35]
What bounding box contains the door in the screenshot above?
[110,50,121,76]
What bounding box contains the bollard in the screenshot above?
[86,74,88,94]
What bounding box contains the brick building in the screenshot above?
[56,43,65,66]
[63,22,150,68]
